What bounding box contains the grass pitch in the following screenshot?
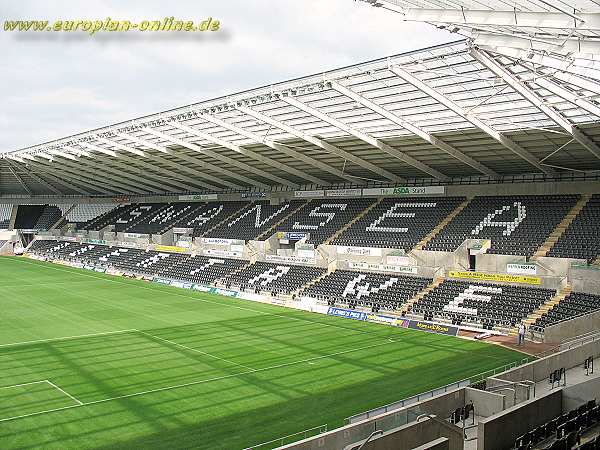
[0,256,525,449]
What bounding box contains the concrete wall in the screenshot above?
[348,418,462,450]
[544,310,600,344]
[569,266,600,295]
[464,388,505,417]
[412,437,449,450]
[489,339,600,384]
[277,388,466,450]
[562,376,600,411]
[477,390,562,450]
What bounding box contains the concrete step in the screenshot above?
[413,198,473,251]
[533,194,591,258]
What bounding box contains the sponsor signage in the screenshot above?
[203,248,243,258]
[94,268,106,273]
[349,261,418,274]
[327,307,367,321]
[85,239,107,245]
[202,237,245,246]
[123,232,147,239]
[155,245,187,253]
[294,190,325,199]
[171,281,194,289]
[363,186,446,196]
[276,231,308,241]
[338,246,382,257]
[405,320,459,336]
[265,254,316,265]
[325,188,362,197]
[193,284,212,292]
[114,241,138,248]
[61,236,78,242]
[83,265,95,271]
[449,270,541,285]
[173,227,194,234]
[153,278,172,285]
[387,255,412,266]
[179,194,218,201]
[506,263,537,276]
[366,314,400,326]
[212,288,239,297]
[241,192,266,199]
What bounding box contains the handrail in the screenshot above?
[356,430,383,450]
[243,424,328,450]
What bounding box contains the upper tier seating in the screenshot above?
[548,195,600,263]
[222,261,326,295]
[14,204,46,229]
[300,270,432,312]
[0,204,12,229]
[126,202,202,235]
[159,255,248,285]
[170,202,247,237]
[425,195,579,256]
[62,204,117,225]
[332,197,466,250]
[272,198,375,245]
[531,292,600,331]
[33,205,64,230]
[81,204,135,231]
[206,200,305,242]
[83,203,165,232]
[412,279,555,328]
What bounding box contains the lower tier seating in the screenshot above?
[152,254,248,285]
[300,270,432,312]
[411,279,555,329]
[531,292,600,331]
[222,261,326,295]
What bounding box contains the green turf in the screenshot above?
[0,256,526,449]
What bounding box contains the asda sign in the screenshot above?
[363,186,445,196]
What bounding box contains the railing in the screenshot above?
[243,424,328,450]
[345,357,531,424]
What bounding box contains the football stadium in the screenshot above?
[2,1,600,449]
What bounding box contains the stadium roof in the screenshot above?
[2,38,600,196]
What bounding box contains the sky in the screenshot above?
[0,0,453,153]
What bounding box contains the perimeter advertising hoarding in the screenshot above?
[405,320,459,336]
[327,307,367,321]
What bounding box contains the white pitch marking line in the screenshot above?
[135,329,255,371]
[0,380,48,390]
[45,380,83,406]
[0,337,399,423]
[0,329,137,349]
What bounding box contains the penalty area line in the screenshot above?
[0,337,399,423]
[0,329,137,349]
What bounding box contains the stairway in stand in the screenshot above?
[533,194,591,258]
[324,198,382,245]
[508,284,572,336]
[400,277,445,315]
[413,197,473,251]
